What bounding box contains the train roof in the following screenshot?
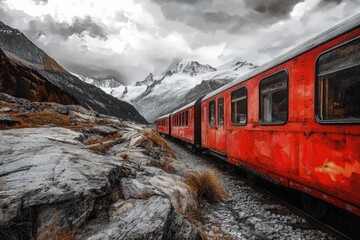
[171,100,197,115]
[202,13,360,102]
[156,113,171,120]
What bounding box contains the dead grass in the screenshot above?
[0,110,97,132]
[38,230,75,240]
[85,133,122,145]
[140,129,176,157]
[120,153,131,161]
[185,168,229,205]
[88,143,111,155]
[153,159,177,174]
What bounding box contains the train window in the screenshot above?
[231,87,247,125]
[260,71,288,125]
[186,111,189,126]
[218,98,224,126]
[316,38,360,123]
[190,109,192,120]
[204,107,207,121]
[209,100,216,126]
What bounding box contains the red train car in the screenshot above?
[155,113,171,135]
[170,98,203,146]
[201,14,360,216]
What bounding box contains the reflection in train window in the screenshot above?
[218,98,224,126]
[317,38,360,122]
[209,100,216,126]
[231,87,247,125]
[260,71,288,125]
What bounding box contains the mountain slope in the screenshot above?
[108,60,256,122]
[0,49,78,105]
[0,21,147,124]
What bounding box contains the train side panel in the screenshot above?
[156,115,171,135]
[171,106,195,144]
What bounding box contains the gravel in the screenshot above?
[169,140,335,240]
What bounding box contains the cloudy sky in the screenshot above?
[0,0,359,84]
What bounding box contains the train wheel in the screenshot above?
[246,171,258,185]
[301,193,327,218]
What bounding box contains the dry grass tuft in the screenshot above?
[154,159,175,173]
[185,168,229,204]
[120,153,130,161]
[140,129,175,157]
[88,143,110,155]
[85,133,122,145]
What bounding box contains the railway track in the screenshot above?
[169,138,359,240]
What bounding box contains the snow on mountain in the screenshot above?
[73,73,123,94]
[135,73,154,86]
[111,59,257,122]
[167,61,217,76]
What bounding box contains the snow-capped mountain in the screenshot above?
[135,73,154,86]
[109,59,257,122]
[167,61,217,77]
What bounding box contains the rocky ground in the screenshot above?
[169,140,335,240]
[0,93,225,240]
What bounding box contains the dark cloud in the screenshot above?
[152,0,212,4]
[32,0,48,5]
[65,63,127,84]
[27,15,108,40]
[245,0,304,17]
[150,0,304,34]
[203,11,235,24]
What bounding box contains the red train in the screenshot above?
[156,14,360,217]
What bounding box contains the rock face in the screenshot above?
[0,93,208,239]
[0,125,200,239]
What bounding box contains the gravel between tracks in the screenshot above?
[169,139,335,240]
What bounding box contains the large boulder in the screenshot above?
[0,127,200,239]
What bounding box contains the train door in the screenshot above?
[215,97,227,154]
[201,103,208,147]
[208,100,217,150]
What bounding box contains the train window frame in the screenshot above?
[186,111,189,126]
[259,70,289,126]
[209,100,216,126]
[231,86,247,126]
[182,112,184,126]
[315,37,360,125]
[218,98,224,126]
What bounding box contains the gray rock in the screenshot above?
[78,196,199,240]
[121,173,197,213]
[47,102,69,115]
[84,126,118,136]
[0,114,20,126]
[0,126,200,239]
[0,92,16,102]
[0,127,125,227]
[68,105,98,117]
[0,107,11,112]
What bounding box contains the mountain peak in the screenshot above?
[168,61,217,77]
[135,73,154,86]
